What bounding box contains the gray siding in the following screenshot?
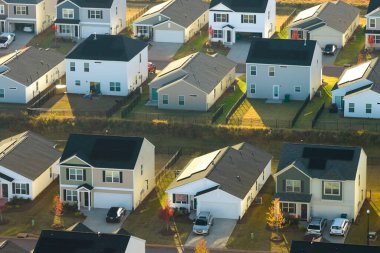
[322,181,343,201]
[59,166,93,186]
[0,76,26,103]
[8,4,36,19]
[56,1,79,20]
[80,8,110,24]
[277,167,310,194]
[0,0,8,17]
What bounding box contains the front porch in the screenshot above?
[134,25,153,40]
[76,184,93,211]
[55,20,81,40]
[274,193,312,221]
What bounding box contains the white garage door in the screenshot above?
[198,201,240,219]
[154,30,184,43]
[81,25,110,39]
[94,192,133,210]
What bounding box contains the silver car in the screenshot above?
[192,211,213,235]
[0,33,15,49]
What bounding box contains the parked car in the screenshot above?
[148,62,156,74]
[307,217,327,235]
[0,33,15,49]
[323,44,337,55]
[329,218,349,236]
[106,207,126,223]
[192,211,213,235]
[23,26,33,33]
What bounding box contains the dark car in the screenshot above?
[323,44,337,55]
[106,207,126,223]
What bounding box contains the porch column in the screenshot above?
[88,191,91,211]
[77,190,80,211]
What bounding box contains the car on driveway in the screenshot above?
[323,44,337,55]
[192,211,213,235]
[0,33,15,49]
[329,218,349,236]
[307,217,327,235]
[106,207,126,223]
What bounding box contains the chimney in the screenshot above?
[236,175,241,181]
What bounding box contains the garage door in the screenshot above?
[94,192,133,210]
[154,30,184,43]
[81,25,110,38]
[197,201,239,219]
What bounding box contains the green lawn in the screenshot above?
[27,29,76,55]
[335,26,365,66]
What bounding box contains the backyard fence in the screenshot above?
[311,102,325,128]
[279,8,297,32]
[126,111,211,125]
[315,120,380,133]
[211,104,224,124]
[127,5,149,25]
[29,86,57,110]
[290,95,310,128]
[120,92,141,118]
[225,93,246,124]
[228,118,292,129]
[155,147,183,184]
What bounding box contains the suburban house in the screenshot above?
[149,52,236,111]
[0,131,61,201]
[246,38,322,101]
[55,0,126,40]
[0,0,57,34]
[0,47,65,104]
[59,134,155,211]
[34,230,146,253]
[290,241,380,253]
[274,143,367,221]
[132,0,208,43]
[0,240,29,253]
[65,34,148,97]
[288,0,359,48]
[331,58,380,119]
[208,0,276,45]
[166,143,272,219]
[365,0,380,49]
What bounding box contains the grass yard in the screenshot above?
[335,26,365,66]
[27,29,76,55]
[277,0,368,8]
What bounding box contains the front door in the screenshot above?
[273,85,280,99]
[84,192,89,207]
[151,88,158,101]
[226,30,231,43]
[1,184,8,198]
[301,204,307,220]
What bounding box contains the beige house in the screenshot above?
[149,52,236,111]
[59,134,155,211]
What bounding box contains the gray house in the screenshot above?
[55,0,126,40]
[274,143,367,221]
[149,52,236,111]
[246,38,322,101]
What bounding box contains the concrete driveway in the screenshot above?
[82,208,130,233]
[322,220,350,243]
[227,41,251,63]
[148,42,181,61]
[0,31,34,57]
[322,49,340,67]
[185,218,237,248]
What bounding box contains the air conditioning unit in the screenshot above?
[254,197,262,205]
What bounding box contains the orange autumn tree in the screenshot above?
[159,201,174,231]
[52,195,64,229]
[195,239,209,253]
[266,199,285,230]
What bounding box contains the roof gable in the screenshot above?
[368,0,380,14]
[161,0,208,28]
[210,0,269,13]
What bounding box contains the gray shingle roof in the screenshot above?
[0,131,61,180]
[66,223,93,233]
[210,0,269,13]
[0,240,29,253]
[4,0,42,3]
[290,241,380,253]
[57,0,114,8]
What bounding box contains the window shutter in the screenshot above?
[26,184,30,195]
[12,183,15,194]
[173,194,176,202]
[100,10,103,19]
[88,10,90,18]
[83,170,86,181]
[66,168,69,180]
[254,15,256,24]
[282,179,286,192]
[186,195,188,203]
[241,15,243,23]
[13,6,16,14]
[102,171,105,182]
[214,13,216,22]
[26,6,28,15]
[63,189,67,201]
[119,171,123,183]
[301,181,304,193]
[226,14,229,22]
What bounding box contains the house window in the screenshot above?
[294,86,301,93]
[214,13,228,22]
[69,168,83,181]
[137,26,147,35]
[179,95,185,105]
[15,6,27,15]
[324,181,340,196]
[139,54,141,63]
[36,82,39,91]
[14,183,28,195]
[141,165,143,175]
[376,35,380,44]
[116,7,118,15]
[358,175,360,186]
[84,63,89,72]
[49,167,52,178]
[70,62,75,71]
[366,104,372,114]
[168,23,171,28]
[281,202,296,213]
[242,14,255,24]
[62,9,74,19]
[89,10,102,19]
[65,189,78,202]
[173,194,188,204]
[105,171,120,183]
[0,5,4,15]
[268,66,275,76]
[110,82,121,91]
[286,180,301,193]
[213,30,223,38]
[348,103,355,113]
[46,75,48,84]
[60,24,72,34]
[369,18,376,29]
[250,84,256,94]
[250,65,257,76]
[163,94,169,104]
[0,89,4,98]
[268,11,270,20]
[75,80,80,86]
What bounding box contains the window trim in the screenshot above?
[15,5,27,15]
[0,5,4,15]
[110,82,121,92]
[173,194,188,204]
[162,94,169,105]
[214,13,228,22]
[268,66,275,77]
[178,95,185,106]
[286,179,301,193]
[65,189,78,202]
[281,202,296,213]
[250,65,257,76]
[242,14,255,24]
[84,62,89,72]
[89,9,102,19]
[69,168,84,181]
[70,62,75,71]
[348,103,355,113]
[62,8,74,19]
[105,171,120,183]
[366,103,372,114]
[250,84,256,94]
[213,29,223,39]
[324,181,341,196]
[294,86,301,93]
[369,18,376,29]
[14,183,28,195]
[0,88,4,98]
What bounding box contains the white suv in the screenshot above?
[329,218,349,236]
[307,217,327,235]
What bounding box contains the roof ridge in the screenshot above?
[204,147,230,178]
[0,132,29,161]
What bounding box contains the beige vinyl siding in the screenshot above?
[92,168,133,189]
[154,20,184,31]
[206,67,235,110]
[310,25,343,48]
[184,10,208,42]
[61,156,90,166]
[342,15,359,47]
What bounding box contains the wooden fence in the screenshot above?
[225,93,246,124]
[127,5,149,25]
[311,102,325,128]
[290,95,310,128]
[155,148,183,184]
[279,8,297,32]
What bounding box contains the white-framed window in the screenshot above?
[348,103,355,113]
[116,6,118,15]
[110,82,121,91]
[163,94,169,104]
[250,65,257,76]
[46,75,48,84]
[250,84,256,94]
[268,11,270,20]
[105,171,120,183]
[62,8,74,19]
[286,180,301,193]
[75,80,80,86]
[89,10,102,19]
[214,13,228,22]
[137,26,147,35]
[366,104,372,114]
[324,181,340,196]
[213,29,223,38]
[369,18,376,28]
[141,165,143,175]
[242,14,255,24]
[173,194,188,204]
[70,62,75,71]
[268,66,275,77]
[69,168,83,181]
[0,5,4,15]
[60,24,72,34]
[84,62,89,72]
[281,202,296,213]
[14,183,28,195]
[65,189,78,201]
[168,22,171,28]
[179,95,185,105]
[0,89,4,98]
[294,86,301,93]
[15,5,27,15]
[376,35,380,44]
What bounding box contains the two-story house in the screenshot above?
[55,0,126,40]
[0,0,56,34]
[246,38,322,101]
[208,0,276,45]
[59,134,155,211]
[65,34,148,97]
[365,0,380,49]
[274,143,367,221]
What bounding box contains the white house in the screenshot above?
[274,143,367,221]
[208,0,276,44]
[0,131,61,201]
[166,143,272,219]
[331,58,380,119]
[133,0,208,43]
[288,0,359,48]
[0,47,65,104]
[65,34,148,97]
[365,0,380,49]
[246,38,322,101]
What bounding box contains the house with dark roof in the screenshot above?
[34,230,146,253]
[288,0,359,48]
[365,0,380,49]
[166,143,272,219]
[55,0,126,40]
[0,240,29,253]
[65,34,148,97]
[132,0,208,43]
[290,241,380,253]
[148,52,236,111]
[59,134,155,211]
[0,47,65,104]
[246,38,322,101]
[274,143,366,221]
[0,131,61,201]
[208,0,276,45]
[0,0,56,34]
[331,58,380,118]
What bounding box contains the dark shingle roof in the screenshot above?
[0,240,29,253]
[290,241,380,253]
[34,230,131,253]
[210,0,269,13]
[161,0,208,28]
[57,0,114,8]
[60,134,147,170]
[274,193,312,203]
[277,143,363,181]
[66,35,148,62]
[0,131,61,180]
[368,0,380,14]
[4,0,42,3]
[114,228,132,236]
[66,223,93,233]
[246,38,317,66]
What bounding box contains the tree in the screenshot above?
[159,201,174,231]
[52,195,64,229]
[266,199,285,230]
[195,239,209,253]
[0,199,6,224]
